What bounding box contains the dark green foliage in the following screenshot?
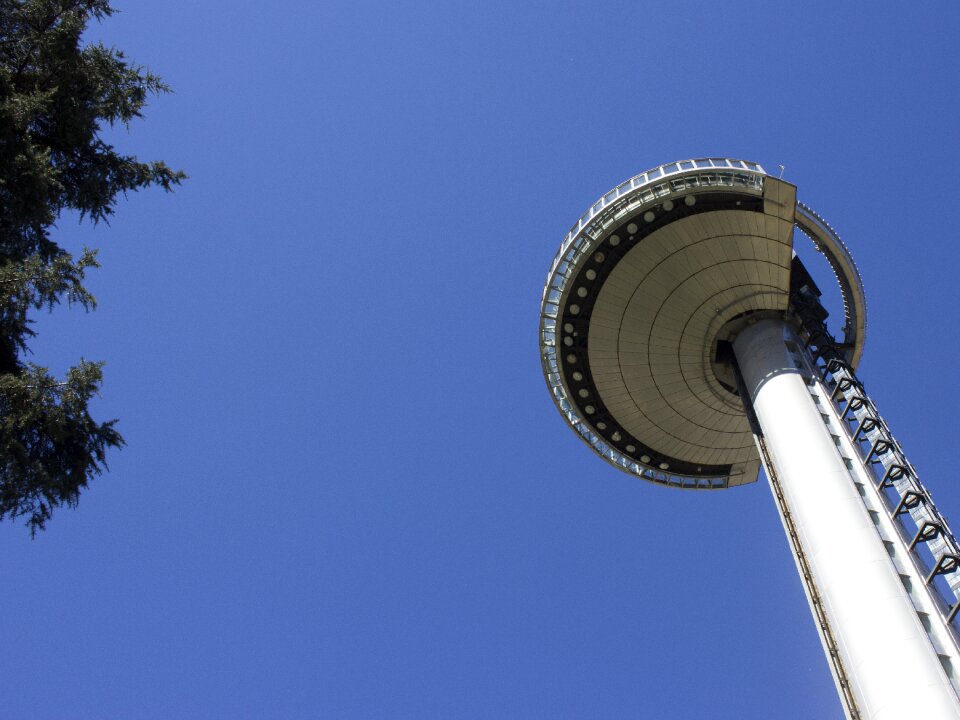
[0,361,121,532]
[0,0,183,533]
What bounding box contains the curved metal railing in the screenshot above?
[539,159,768,488]
[539,159,866,488]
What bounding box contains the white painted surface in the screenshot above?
[734,319,960,719]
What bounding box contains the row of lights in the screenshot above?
[561,202,693,473]
[566,194,693,316]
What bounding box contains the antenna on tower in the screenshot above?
[778,163,786,178]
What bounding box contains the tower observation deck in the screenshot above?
[539,160,960,718]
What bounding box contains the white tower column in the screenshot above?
[734,319,960,720]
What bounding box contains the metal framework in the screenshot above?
[797,294,960,639]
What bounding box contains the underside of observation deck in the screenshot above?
[540,159,865,488]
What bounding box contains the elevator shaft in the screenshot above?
[734,319,960,720]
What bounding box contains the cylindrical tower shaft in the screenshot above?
[734,319,960,719]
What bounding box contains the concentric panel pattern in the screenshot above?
[540,160,827,489]
[589,203,793,482]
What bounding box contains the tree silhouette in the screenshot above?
[0,0,184,533]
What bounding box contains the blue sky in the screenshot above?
[4,2,960,718]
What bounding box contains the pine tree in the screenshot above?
[0,0,183,533]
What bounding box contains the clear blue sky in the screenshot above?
[4,2,960,718]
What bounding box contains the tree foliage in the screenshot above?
[0,0,183,533]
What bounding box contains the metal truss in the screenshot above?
[794,293,960,640]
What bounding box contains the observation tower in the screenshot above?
[538,159,960,719]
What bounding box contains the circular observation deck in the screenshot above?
[539,159,866,489]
